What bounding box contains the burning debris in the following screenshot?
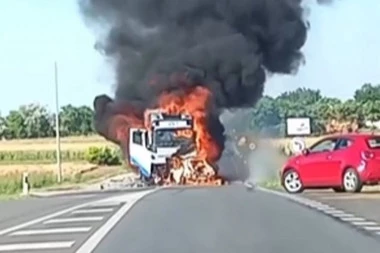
[79,0,311,186]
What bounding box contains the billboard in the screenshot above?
[286,117,311,136]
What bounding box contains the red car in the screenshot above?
[281,134,380,193]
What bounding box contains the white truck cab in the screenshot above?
[129,111,194,184]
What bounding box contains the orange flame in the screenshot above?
[153,86,223,186]
[108,86,224,186]
[157,86,221,163]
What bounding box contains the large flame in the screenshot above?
[157,86,220,162]
[154,86,223,185]
[108,86,224,186]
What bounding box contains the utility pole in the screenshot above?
[54,61,62,183]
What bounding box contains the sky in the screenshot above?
[0,0,379,115]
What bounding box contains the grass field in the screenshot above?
[0,136,125,195]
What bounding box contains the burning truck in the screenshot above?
[94,86,224,186]
[130,109,222,186]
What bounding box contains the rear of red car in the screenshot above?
[358,136,380,184]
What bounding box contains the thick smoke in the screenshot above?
[79,0,308,157]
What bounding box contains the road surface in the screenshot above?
[0,186,379,252]
[303,188,380,224]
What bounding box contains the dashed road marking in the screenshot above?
[0,188,158,253]
[0,202,90,236]
[72,208,114,214]
[259,187,380,238]
[0,241,75,251]
[88,202,122,207]
[323,209,345,214]
[44,217,104,224]
[363,226,380,231]
[341,217,365,222]
[76,190,157,253]
[352,221,378,226]
[10,227,92,236]
[330,213,354,218]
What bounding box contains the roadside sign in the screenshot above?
[290,137,306,154]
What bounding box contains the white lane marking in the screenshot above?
[341,217,365,222]
[0,241,75,251]
[323,209,344,214]
[310,203,327,208]
[0,202,91,236]
[76,189,157,253]
[44,217,104,224]
[258,188,380,235]
[316,206,334,211]
[72,208,114,214]
[352,221,378,226]
[11,227,92,236]
[363,226,380,231]
[331,213,354,218]
[88,202,122,207]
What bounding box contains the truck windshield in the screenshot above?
[154,129,192,148]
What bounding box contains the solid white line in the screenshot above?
[309,203,326,208]
[363,226,380,231]
[11,227,91,236]
[315,205,332,210]
[341,217,365,222]
[44,217,104,224]
[331,213,354,218]
[0,241,75,251]
[323,209,344,214]
[0,202,92,236]
[72,208,114,214]
[88,202,122,207]
[76,191,154,253]
[352,221,378,226]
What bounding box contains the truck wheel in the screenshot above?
[342,168,363,193]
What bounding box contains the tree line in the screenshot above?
[250,83,380,136]
[0,104,95,139]
[1,83,380,139]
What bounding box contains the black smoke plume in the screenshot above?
[79,0,309,161]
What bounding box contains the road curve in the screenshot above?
[93,185,380,253]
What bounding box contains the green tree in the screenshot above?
[362,100,380,125]
[4,104,54,139]
[0,113,6,139]
[5,109,26,139]
[250,96,281,135]
[21,104,54,138]
[354,83,380,103]
[60,105,95,136]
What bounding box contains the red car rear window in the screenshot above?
[366,137,380,149]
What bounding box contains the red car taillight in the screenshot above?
[361,151,374,160]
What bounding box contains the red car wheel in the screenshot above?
[282,169,304,194]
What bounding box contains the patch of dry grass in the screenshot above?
[0,162,98,176]
[0,163,127,195]
[0,136,116,151]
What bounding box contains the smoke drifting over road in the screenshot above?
[79,0,309,160]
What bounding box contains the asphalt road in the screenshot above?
[303,188,380,223]
[0,191,127,231]
[1,186,380,253]
[95,185,380,253]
